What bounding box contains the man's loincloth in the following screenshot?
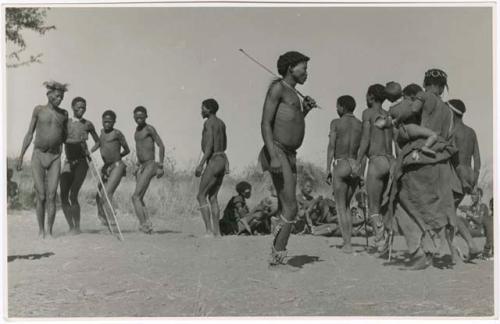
[207,152,229,176]
[32,147,61,170]
[102,160,126,182]
[333,157,360,179]
[259,141,297,174]
[62,157,88,174]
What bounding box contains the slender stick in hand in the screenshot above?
[238,48,322,109]
[86,155,124,241]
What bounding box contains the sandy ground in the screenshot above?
[7,209,494,318]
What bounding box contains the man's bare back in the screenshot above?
[362,108,392,157]
[202,116,227,154]
[332,114,362,160]
[454,123,479,167]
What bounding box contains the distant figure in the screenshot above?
[294,179,319,234]
[248,185,279,234]
[196,99,229,237]
[327,95,362,253]
[7,168,19,209]
[17,81,69,238]
[484,198,494,259]
[92,110,130,229]
[220,181,252,236]
[60,97,99,234]
[132,106,165,234]
[457,188,490,257]
[259,51,317,269]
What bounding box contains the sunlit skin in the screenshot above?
[91,114,130,227]
[260,58,317,266]
[196,103,228,237]
[17,88,68,238]
[60,99,99,234]
[327,102,362,253]
[132,109,165,233]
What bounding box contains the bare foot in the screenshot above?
[406,253,432,270]
[342,244,353,254]
[38,230,46,239]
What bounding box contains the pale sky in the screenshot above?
[6,6,493,173]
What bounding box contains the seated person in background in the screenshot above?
[483,198,494,259]
[457,187,489,238]
[247,185,279,234]
[220,181,253,235]
[294,179,325,234]
[7,168,19,209]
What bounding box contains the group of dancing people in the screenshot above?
[13,50,493,271]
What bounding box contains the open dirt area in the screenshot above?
[7,209,494,318]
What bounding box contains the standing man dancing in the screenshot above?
[259,51,317,268]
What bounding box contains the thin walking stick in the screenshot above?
[86,155,124,241]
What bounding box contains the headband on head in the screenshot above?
[425,69,448,79]
[43,81,69,93]
[447,101,464,116]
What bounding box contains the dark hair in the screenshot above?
[277,51,310,77]
[403,83,423,97]
[236,181,252,194]
[71,97,86,107]
[448,99,466,117]
[102,110,116,120]
[384,82,402,102]
[423,69,448,90]
[202,98,219,114]
[134,106,147,115]
[367,84,386,103]
[337,95,356,112]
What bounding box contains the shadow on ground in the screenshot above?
[8,252,55,263]
[287,255,322,268]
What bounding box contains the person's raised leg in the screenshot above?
[46,157,62,237]
[132,163,155,230]
[68,161,89,234]
[31,155,47,238]
[197,163,218,235]
[59,169,75,231]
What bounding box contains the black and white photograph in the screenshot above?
[2,2,496,319]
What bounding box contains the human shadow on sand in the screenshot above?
[432,254,475,270]
[153,229,182,235]
[8,252,54,263]
[287,255,322,268]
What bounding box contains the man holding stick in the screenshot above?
[258,51,317,268]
